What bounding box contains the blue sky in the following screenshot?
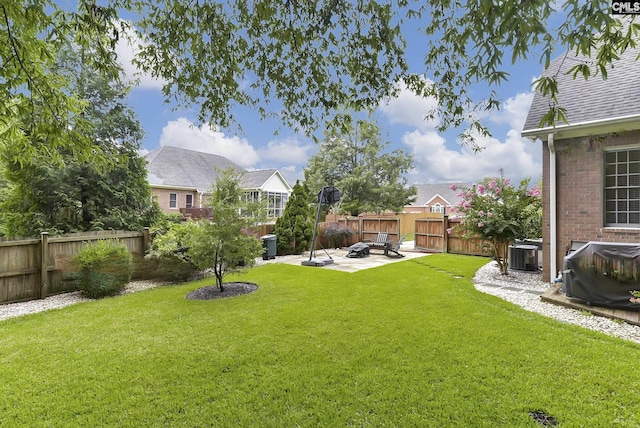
[114,11,562,187]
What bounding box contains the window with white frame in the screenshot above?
[266,192,288,217]
[431,203,443,213]
[169,193,177,209]
[186,194,193,208]
[604,148,640,227]
[240,191,289,217]
[243,191,260,204]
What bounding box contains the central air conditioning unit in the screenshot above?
[509,245,539,271]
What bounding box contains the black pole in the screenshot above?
[307,187,325,261]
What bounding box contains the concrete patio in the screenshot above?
[259,241,428,273]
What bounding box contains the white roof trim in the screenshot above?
[522,113,640,142]
[424,194,451,206]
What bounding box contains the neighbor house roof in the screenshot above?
[522,21,640,141]
[145,146,292,194]
[145,146,248,193]
[408,183,471,206]
[242,169,278,189]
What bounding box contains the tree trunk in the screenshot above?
[493,239,510,275]
[214,250,224,292]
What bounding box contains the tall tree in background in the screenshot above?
[2,1,636,152]
[1,0,123,165]
[0,45,158,237]
[274,181,314,255]
[304,115,416,216]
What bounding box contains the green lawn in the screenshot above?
[1,254,639,427]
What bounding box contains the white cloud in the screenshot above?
[159,117,259,168]
[258,137,316,165]
[378,80,440,131]
[115,22,166,90]
[488,92,534,131]
[401,88,541,185]
[404,128,541,185]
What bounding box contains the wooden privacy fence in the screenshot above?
[317,216,401,249]
[0,230,149,304]
[414,217,491,256]
[321,214,492,257]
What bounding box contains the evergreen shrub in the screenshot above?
[73,240,133,298]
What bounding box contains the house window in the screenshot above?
[186,194,193,208]
[169,193,177,209]
[604,148,640,227]
[243,191,260,204]
[266,192,288,217]
[431,203,443,213]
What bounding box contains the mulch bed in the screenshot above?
[185,282,258,300]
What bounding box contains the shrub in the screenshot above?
[73,240,133,298]
[143,253,196,283]
[274,180,313,255]
[145,221,197,283]
[322,223,355,248]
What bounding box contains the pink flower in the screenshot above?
[456,191,463,198]
[446,228,453,235]
[527,186,541,197]
[477,184,486,195]
[487,212,493,217]
[488,180,496,189]
[477,222,484,228]
[463,201,471,209]
[504,178,511,186]
[449,184,457,191]
[478,210,484,216]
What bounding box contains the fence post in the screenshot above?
[443,215,449,254]
[40,232,49,299]
[143,227,150,252]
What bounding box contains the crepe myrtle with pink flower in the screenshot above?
[449,170,542,275]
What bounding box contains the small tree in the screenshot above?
[205,169,264,290]
[147,170,264,289]
[450,171,542,275]
[274,180,313,255]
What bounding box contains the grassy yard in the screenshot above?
[1,254,639,427]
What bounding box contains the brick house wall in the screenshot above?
[151,188,200,213]
[543,130,640,281]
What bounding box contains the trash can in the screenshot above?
[261,234,277,260]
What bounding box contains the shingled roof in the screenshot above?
[409,182,471,206]
[241,169,279,189]
[145,146,246,193]
[522,21,640,140]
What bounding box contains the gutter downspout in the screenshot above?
[548,133,557,283]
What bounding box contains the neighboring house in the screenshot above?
[404,183,470,214]
[521,33,640,282]
[145,146,292,218]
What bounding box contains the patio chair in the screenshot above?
[363,232,389,250]
[365,233,406,258]
[383,234,406,258]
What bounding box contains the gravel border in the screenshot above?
[0,280,163,322]
[473,260,640,344]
